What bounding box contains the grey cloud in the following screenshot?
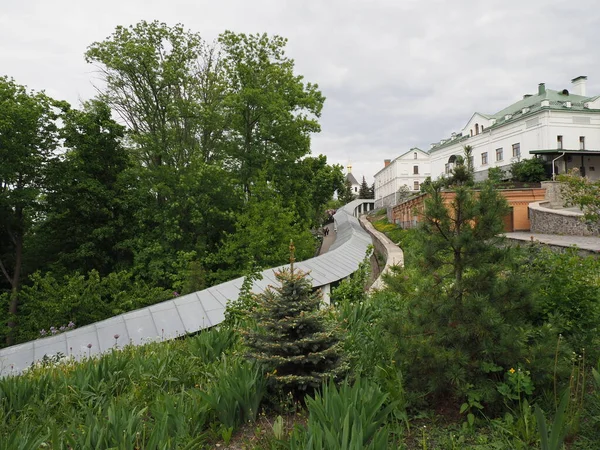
[3,0,600,182]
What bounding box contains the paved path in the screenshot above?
[504,232,600,253]
[319,223,336,255]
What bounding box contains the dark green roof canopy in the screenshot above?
[529,149,600,155]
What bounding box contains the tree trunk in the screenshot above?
[6,208,23,347]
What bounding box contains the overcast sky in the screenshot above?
[2,0,600,182]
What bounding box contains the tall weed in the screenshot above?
[201,356,267,428]
[290,378,396,449]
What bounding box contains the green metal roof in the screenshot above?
[430,85,600,153]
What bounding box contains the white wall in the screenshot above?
[374,150,431,207]
[430,110,600,180]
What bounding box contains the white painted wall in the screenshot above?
[430,110,600,181]
[374,150,431,207]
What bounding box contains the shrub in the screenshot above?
[511,158,547,182]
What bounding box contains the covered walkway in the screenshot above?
[0,200,375,377]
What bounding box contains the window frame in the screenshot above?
[481,152,488,165]
[496,148,503,162]
[512,143,521,158]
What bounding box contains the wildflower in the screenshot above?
[173,291,179,297]
[67,321,75,328]
[87,343,92,349]
[59,325,66,332]
[40,329,47,336]
[509,367,516,374]
[114,334,120,340]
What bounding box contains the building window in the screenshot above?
[512,143,521,158]
[580,136,585,150]
[496,148,503,161]
[445,163,450,174]
[469,156,474,168]
[414,152,417,159]
[470,129,473,137]
[475,123,479,135]
[354,187,357,193]
[557,135,563,149]
[413,181,420,191]
[481,125,485,131]
[481,152,488,165]
[413,165,419,175]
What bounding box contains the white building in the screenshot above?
[374,76,600,209]
[429,76,600,182]
[374,148,431,208]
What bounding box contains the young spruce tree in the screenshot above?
[244,242,345,396]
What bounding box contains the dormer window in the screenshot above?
[414,152,418,159]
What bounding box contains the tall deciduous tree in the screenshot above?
[85,20,225,168]
[0,77,60,345]
[31,100,132,276]
[208,179,315,284]
[218,31,325,196]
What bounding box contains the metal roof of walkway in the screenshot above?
[0,199,375,377]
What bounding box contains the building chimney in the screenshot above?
[384,159,391,167]
[571,75,587,96]
[538,83,546,95]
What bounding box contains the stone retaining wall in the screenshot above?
[529,201,599,236]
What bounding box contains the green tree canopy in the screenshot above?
[85,20,224,168]
[31,100,132,277]
[0,77,61,345]
[511,157,547,182]
[218,31,325,196]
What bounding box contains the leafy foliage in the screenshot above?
[511,157,547,182]
[529,246,600,356]
[1,270,171,344]
[1,23,342,346]
[558,169,600,224]
[0,77,62,345]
